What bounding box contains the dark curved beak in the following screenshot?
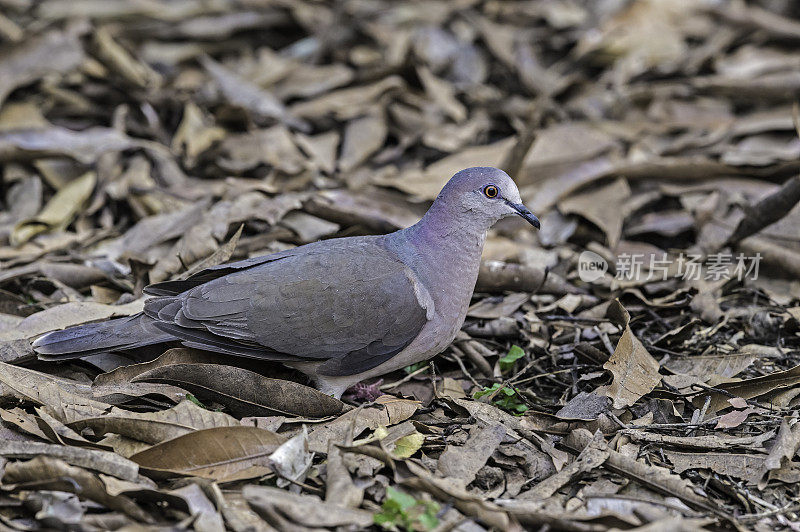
[506,201,540,229]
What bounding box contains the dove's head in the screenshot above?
[433,167,540,230]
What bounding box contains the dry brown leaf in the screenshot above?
[0,28,84,107]
[60,399,239,445]
[11,171,96,245]
[559,178,631,248]
[130,425,286,481]
[94,25,160,88]
[693,363,800,414]
[715,407,756,429]
[759,418,800,484]
[620,428,775,451]
[384,137,516,200]
[0,127,134,164]
[437,422,505,486]
[294,130,339,174]
[596,300,661,408]
[522,431,609,500]
[3,456,154,522]
[4,299,143,341]
[133,363,345,418]
[289,76,404,120]
[200,55,307,130]
[338,109,387,172]
[0,440,141,482]
[307,395,419,453]
[171,101,226,166]
[665,450,766,484]
[244,485,374,529]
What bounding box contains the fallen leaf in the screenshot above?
[0,440,141,482]
[437,422,506,486]
[130,426,286,481]
[244,485,374,528]
[715,407,756,429]
[65,400,240,444]
[596,300,662,408]
[338,109,388,172]
[133,363,345,418]
[307,395,419,453]
[200,55,307,131]
[269,427,312,488]
[0,127,134,164]
[759,418,800,484]
[3,456,154,522]
[693,363,800,414]
[0,28,84,107]
[11,171,96,245]
[559,178,631,248]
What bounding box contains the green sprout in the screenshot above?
[499,345,525,373]
[404,362,427,374]
[186,393,207,409]
[374,486,440,531]
[473,383,529,415]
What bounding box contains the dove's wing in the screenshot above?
[143,237,433,376]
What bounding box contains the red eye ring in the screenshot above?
[483,185,498,198]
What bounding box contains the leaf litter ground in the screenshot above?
[1,1,800,530]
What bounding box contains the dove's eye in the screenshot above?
[483,185,499,198]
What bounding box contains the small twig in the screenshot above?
[380,365,429,390]
[511,367,587,386]
[594,326,616,356]
[429,360,437,396]
[456,341,494,378]
[443,350,481,388]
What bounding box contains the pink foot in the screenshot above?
[343,379,384,402]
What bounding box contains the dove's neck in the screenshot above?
[390,203,487,319]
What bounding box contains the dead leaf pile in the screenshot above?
[0,0,799,529]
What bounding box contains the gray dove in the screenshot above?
[33,167,540,397]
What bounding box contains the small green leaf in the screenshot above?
[499,345,525,372]
[472,382,501,400]
[375,487,440,531]
[404,362,427,374]
[473,383,528,416]
[186,393,207,409]
[392,432,425,459]
[387,486,417,511]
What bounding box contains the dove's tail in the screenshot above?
[31,313,174,360]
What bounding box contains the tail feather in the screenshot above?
[32,313,174,360]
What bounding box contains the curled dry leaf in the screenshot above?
[0,440,141,481]
[437,422,506,486]
[595,300,662,409]
[269,426,312,488]
[244,485,374,529]
[130,425,286,481]
[522,431,609,500]
[307,395,419,453]
[3,456,154,523]
[132,362,345,418]
[200,55,308,131]
[758,418,800,484]
[0,28,84,107]
[0,127,133,164]
[693,363,800,414]
[65,400,240,445]
[11,171,96,246]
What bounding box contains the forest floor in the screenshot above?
[1,1,800,530]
